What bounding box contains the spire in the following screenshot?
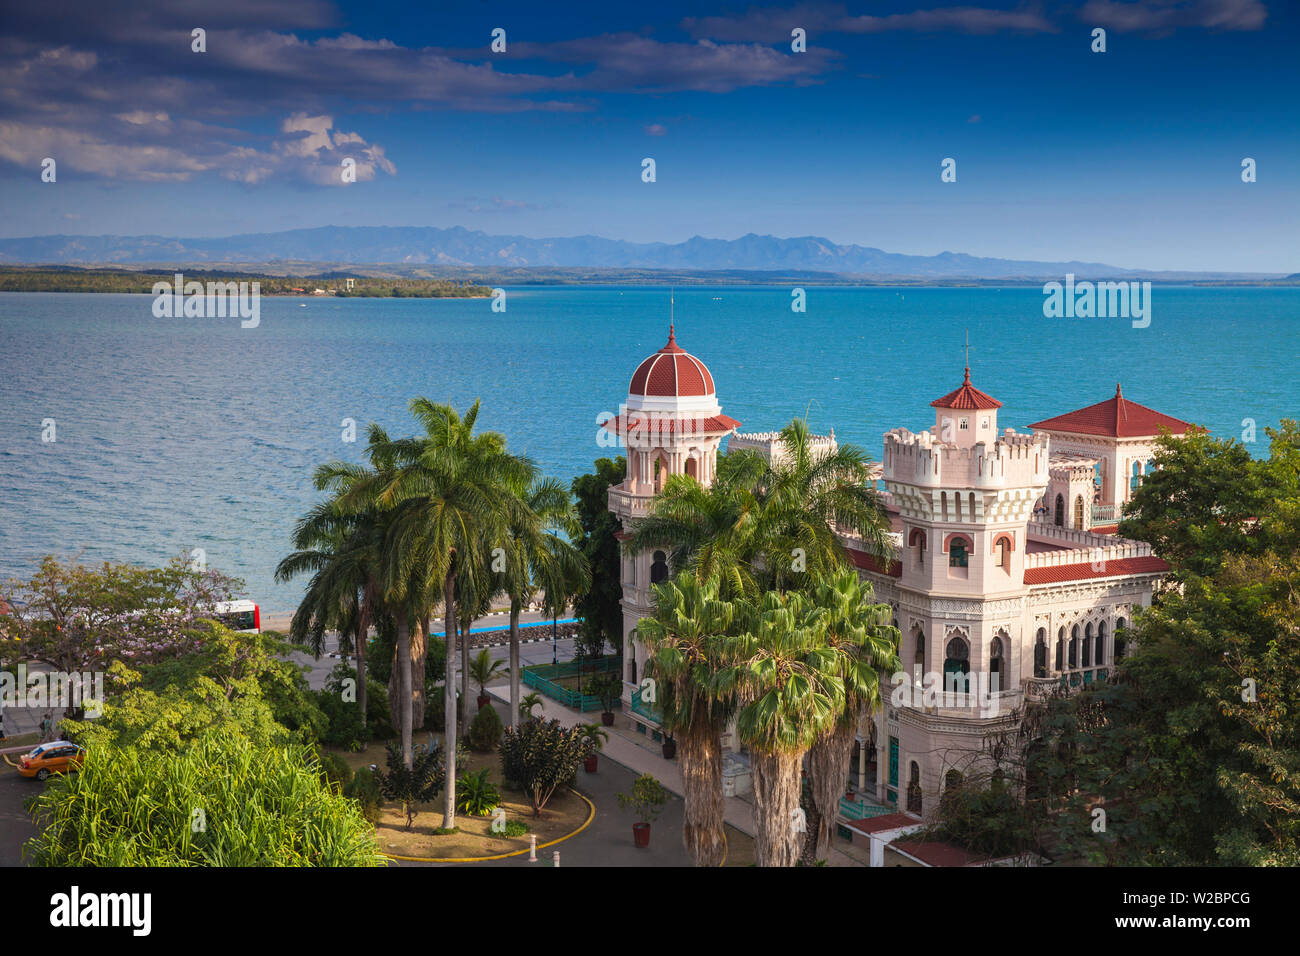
[963,366,972,385]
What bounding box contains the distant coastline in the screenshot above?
[0,267,492,298]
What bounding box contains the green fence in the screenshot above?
[520,657,621,714]
[630,687,663,726]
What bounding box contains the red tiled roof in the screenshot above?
[1029,384,1195,438]
[930,368,1002,410]
[1023,554,1169,585]
[598,413,741,436]
[847,548,901,578]
[891,839,985,867]
[628,325,716,397]
[1090,523,1120,535]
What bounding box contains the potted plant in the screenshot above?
[518,691,544,723]
[617,773,667,848]
[469,648,509,711]
[661,732,676,760]
[577,722,608,773]
[591,672,623,727]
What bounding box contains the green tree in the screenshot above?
[499,718,592,816]
[637,572,738,866]
[571,456,628,653]
[717,589,845,867]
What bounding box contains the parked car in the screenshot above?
[17,741,85,781]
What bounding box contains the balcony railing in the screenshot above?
[607,486,653,518]
[1091,503,1119,523]
[630,686,662,726]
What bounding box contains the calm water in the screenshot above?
[1,286,1296,612]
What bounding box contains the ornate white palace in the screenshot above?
[601,325,1192,819]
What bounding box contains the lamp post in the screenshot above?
[551,611,558,666]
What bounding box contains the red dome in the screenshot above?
[628,325,716,397]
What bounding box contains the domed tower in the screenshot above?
[601,324,740,689]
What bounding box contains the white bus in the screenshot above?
[211,600,261,634]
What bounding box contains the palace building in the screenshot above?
[601,325,1192,820]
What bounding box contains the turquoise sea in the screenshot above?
[1,286,1296,612]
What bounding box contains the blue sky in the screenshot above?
[0,0,1296,271]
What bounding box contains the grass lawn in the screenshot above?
[330,735,589,860]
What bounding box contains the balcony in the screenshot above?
[1091,503,1119,523]
[607,485,653,518]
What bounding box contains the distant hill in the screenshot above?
[0,226,1285,281]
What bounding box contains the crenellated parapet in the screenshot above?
[883,427,1050,491]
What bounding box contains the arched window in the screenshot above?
[685,456,698,480]
[989,635,1004,693]
[1068,625,1079,668]
[949,539,969,568]
[1034,628,1048,678]
[1131,461,1142,491]
[907,761,922,813]
[653,455,666,493]
[969,492,976,519]
[909,528,926,569]
[913,631,926,687]
[1055,627,1064,671]
[1115,617,1127,661]
[944,637,970,694]
[1096,622,1107,666]
[994,534,1013,573]
[944,769,963,794]
[1083,623,1093,667]
[650,550,669,585]
[1145,461,1156,476]
[1054,493,1065,527]
[628,657,637,684]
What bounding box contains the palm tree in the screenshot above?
[358,399,533,826]
[717,589,844,867]
[799,569,899,863]
[637,572,738,866]
[499,477,589,730]
[277,450,392,744]
[468,648,508,704]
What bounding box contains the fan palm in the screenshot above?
[638,572,738,866]
[798,569,899,863]
[717,589,844,867]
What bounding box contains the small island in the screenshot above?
[0,266,492,298]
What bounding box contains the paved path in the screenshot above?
[0,768,39,866]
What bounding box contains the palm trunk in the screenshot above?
[410,616,427,730]
[459,616,470,735]
[509,599,522,731]
[396,613,413,769]
[442,566,458,829]
[355,599,369,742]
[805,716,858,863]
[679,709,728,866]
[750,748,804,867]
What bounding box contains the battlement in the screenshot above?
[883,427,1049,490]
[729,429,837,467]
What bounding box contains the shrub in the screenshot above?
[455,768,501,816]
[499,718,593,816]
[618,773,668,825]
[499,819,529,838]
[468,703,504,752]
[426,685,463,733]
[345,767,383,824]
[23,730,384,866]
[519,692,544,723]
[318,751,354,792]
[374,740,446,829]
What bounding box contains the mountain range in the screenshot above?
[0,227,1283,280]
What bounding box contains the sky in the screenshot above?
[0,0,1296,272]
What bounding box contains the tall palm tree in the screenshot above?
[360,399,533,826]
[499,477,589,730]
[717,589,844,867]
[638,572,737,866]
[799,569,899,863]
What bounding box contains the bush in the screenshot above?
[426,685,463,733]
[318,751,354,792]
[374,740,446,829]
[24,730,384,866]
[315,664,393,749]
[344,767,383,825]
[499,819,529,838]
[499,718,593,816]
[468,703,504,752]
[456,768,501,816]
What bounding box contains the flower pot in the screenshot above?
[661,739,676,759]
[476,695,490,711]
[601,711,615,726]
[632,822,651,848]
[584,754,599,773]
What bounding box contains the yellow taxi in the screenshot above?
[17,741,85,781]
